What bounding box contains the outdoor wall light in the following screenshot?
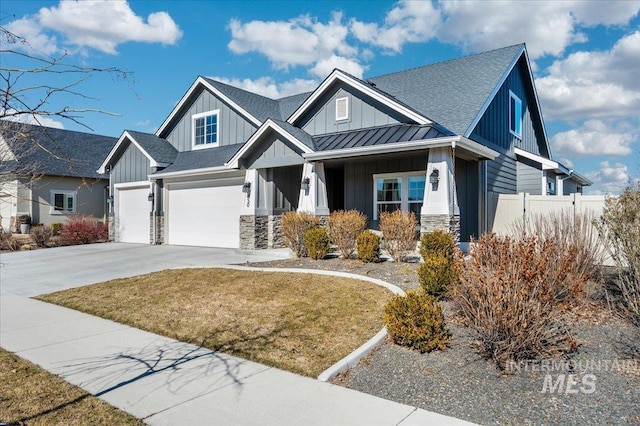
[429,169,440,191]
[242,182,251,194]
[147,192,154,202]
[107,195,114,203]
[301,177,310,191]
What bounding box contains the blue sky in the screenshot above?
[2,0,639,194]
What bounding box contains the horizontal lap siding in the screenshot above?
[517,160,542,195]
[487,152,517,194]
[166,89,257,152]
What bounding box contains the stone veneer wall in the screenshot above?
[108,214,115,241]
[240,215,269,249]
[268,215,284,248]
[420,214,460,243]
[155,213,164,244]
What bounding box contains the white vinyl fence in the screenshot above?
[488,192,608,236]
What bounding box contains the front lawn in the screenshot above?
[37,268,392,377]
[0,348,143,425]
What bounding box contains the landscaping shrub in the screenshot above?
[281,212,321,257]
[58,216,107,246]
[356,230,380,263]
[384,290,449,353]
[0,233,20,251]
[304,227,330,260]
[328,210,366,259]
[510,209,605,295]
[419,229,455,260]
[418,254,456,299]
[379,210,417,262]
[451,233,577,369]
[50,223,62,236]
[30,225,53,248]
[597,183,640,326]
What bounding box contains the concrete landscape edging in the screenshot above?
[170,264,406,382]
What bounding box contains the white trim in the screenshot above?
[226,119,314,168]
[514,147,558,170]
[156,77,262,137]
[49,189,77,214]
[303,136,498,161]
[522,48,553,158]
[114,181,150,190]
[191,109,220,150]
[464,45,525,137]
[372,171,426,221]
[509,90,523,139]
[150,166,234,179]
[287,70,431,125]
[335,96,349,121]
[98,131,164,174]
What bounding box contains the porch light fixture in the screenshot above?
[429,169,440,191]
[107,195,114,203]
[301,177,310,191]
[147,192,154,202]
[242,182,251,193]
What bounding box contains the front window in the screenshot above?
[51,190,76,213]
[192,110,219,149]
[374,173,426,221]
[509,91,522,138]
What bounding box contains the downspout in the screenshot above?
[557,169,574,196]
[150,181,156,245]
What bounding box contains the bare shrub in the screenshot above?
[597,183,640,326]
[30,225,53,247]
[59,216,107,246]
[379,210,417,262]
[0,233,20,251]
[452,233,577,369]
[281,212,321,258]
[510,209,605,296]
[328,210,366,259]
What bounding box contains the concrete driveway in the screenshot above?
[0,243,290,297]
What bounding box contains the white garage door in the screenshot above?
[167,178,243,248]
[117,186,150,243]
[0,195,15,232]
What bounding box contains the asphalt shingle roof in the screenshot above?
[270,119,316,151]
[125,131,178,164]
[203,77,282,123]
[368,44,524,136]
[154,143,244,175]
[0,120,116,179]
[314,124,451,152]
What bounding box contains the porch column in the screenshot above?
[297,162,330,221]
[239,169,269,249]
[421,146,460,241]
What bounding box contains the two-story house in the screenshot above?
[99,43,590,249]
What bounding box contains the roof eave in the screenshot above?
[150,165,234,179]
[97,131,159,174]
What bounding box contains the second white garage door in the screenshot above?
[166,178,243,248]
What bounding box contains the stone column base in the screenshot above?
[108,214,115,241]
[420,214,460,244]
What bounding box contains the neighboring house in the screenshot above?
[0,121,116,231]
[99,43,590,249]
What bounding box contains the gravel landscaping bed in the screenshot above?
[249,257,640,425]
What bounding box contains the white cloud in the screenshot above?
[208,76,317,99]
[586,161,632,194]
[537,31,640,121]
[227,11,364,78]
[2,110,65,129]
[5,0,182,55]
[551,120,637,156]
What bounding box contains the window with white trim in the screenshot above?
[335,97,349,121]
[192,110,219,149]
[509,91,522,138]
[51,190,76,213]
[373,172,426,221]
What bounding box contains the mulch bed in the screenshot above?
[248,256,640,425]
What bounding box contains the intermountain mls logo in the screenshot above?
[507,359,638,395]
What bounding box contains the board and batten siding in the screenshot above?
[455,158,479,242]
[245,131,305,169]
[471,58,548,158]
[344,154,428,225]
[517,160,543,195]
[299,84,404,136]
[111,143,152,192]
[165,89,257,152]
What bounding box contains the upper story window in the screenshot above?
[51,190,76,213]
[509,91,522,138]
[335,97,349,121]
[192,110,219,149]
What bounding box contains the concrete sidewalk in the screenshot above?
[0,293,473,425]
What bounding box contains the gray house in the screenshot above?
[0,121,116,231]
[99,43,590,249]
